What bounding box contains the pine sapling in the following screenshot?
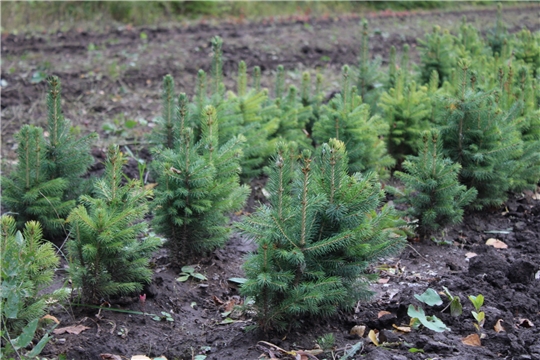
[1,76,95,237]
[394,130,477,239]
[313,65,394,177]
[239,140,406,332]
[438,59,523,209]
[379,70,431,161]
[67,146,160,303]
[152,105,249,265]
[1,215,68,339]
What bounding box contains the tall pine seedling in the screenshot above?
[152,105,249,265]
[239,140,406,332]
[67,146,160,303]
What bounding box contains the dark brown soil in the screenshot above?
[2,4,540,360]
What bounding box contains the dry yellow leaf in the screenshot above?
[378,278,390,284]
[378,311,391,318]
[53,325,90,335]
[368,329,379,346]
[494,319,505,333]
[392,324,411,333]
[465,252,477,259]
[486,238,508,249]
[41,314,60,324]
[350,325,366,337]
[462,333,481,346]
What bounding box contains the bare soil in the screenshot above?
[1,4,540,360]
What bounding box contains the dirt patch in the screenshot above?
[2,5,540,360]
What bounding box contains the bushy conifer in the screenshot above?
[418,26,456,86]
[1,215,68,338]
[152,105,249,265]
[313,65,394,177]
[357,19,383,108]
[394,130,477,238]
[1,77,95,237]
[438,59,523,209]
[67,146,160,302]
[239,140,406,332]
[486,3,508,57]
[379,70,431,161]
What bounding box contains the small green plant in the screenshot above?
[152,311,174,322]
[102,113,139,138]
[357,19,384,108]
[67,146,161,303]
[468,294,485,331]
[1,215,67,358]
[442,286,463,317]
[239,140,406,332]
[176,266,208,282]
[418,25,456,86]
[408,288,450,332]
[317,333,336,352]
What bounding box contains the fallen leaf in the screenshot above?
[368,329,379,346]
[378,278,389,284]
[494,319,505,333]
[392,324,411,333]
[517,318,535,328]
[462,333,481,346]
[532,191,540,200]
[486,238,508,249]
[100,355,122,360]
[212,295,224,305]
[53,325,90,335]
[378,311,391,318]
[41,314,60,324]
[465,252,477,259]
[131,356,151,360]
[350,325,366,337]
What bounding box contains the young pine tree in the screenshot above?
[151,105,250,266]
[313,65,394,177]
[1,125,74,236]
[67,146,160,303]
[438,59,523,209]
[379,70,432,161]
[1,216,68,339]
[239,140,406,332]
[418,26,456,86]
[357,19,384,108]
[1,76,95,237]
[394,130,477,239]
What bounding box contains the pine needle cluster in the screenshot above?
[66,146,160,303]
[239,140,406,332]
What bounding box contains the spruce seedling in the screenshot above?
[1,76,95,237]
[438,59,523,209]
[394,130,477,238]
[313,65,394,177]
[1,216,67,340]
[67,146,160,303]
[239,140,406,332]
[152,105,249,265]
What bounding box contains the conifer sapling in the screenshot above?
[67,146,160,302]
[394,130,477,239]
[239,140,406,332]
